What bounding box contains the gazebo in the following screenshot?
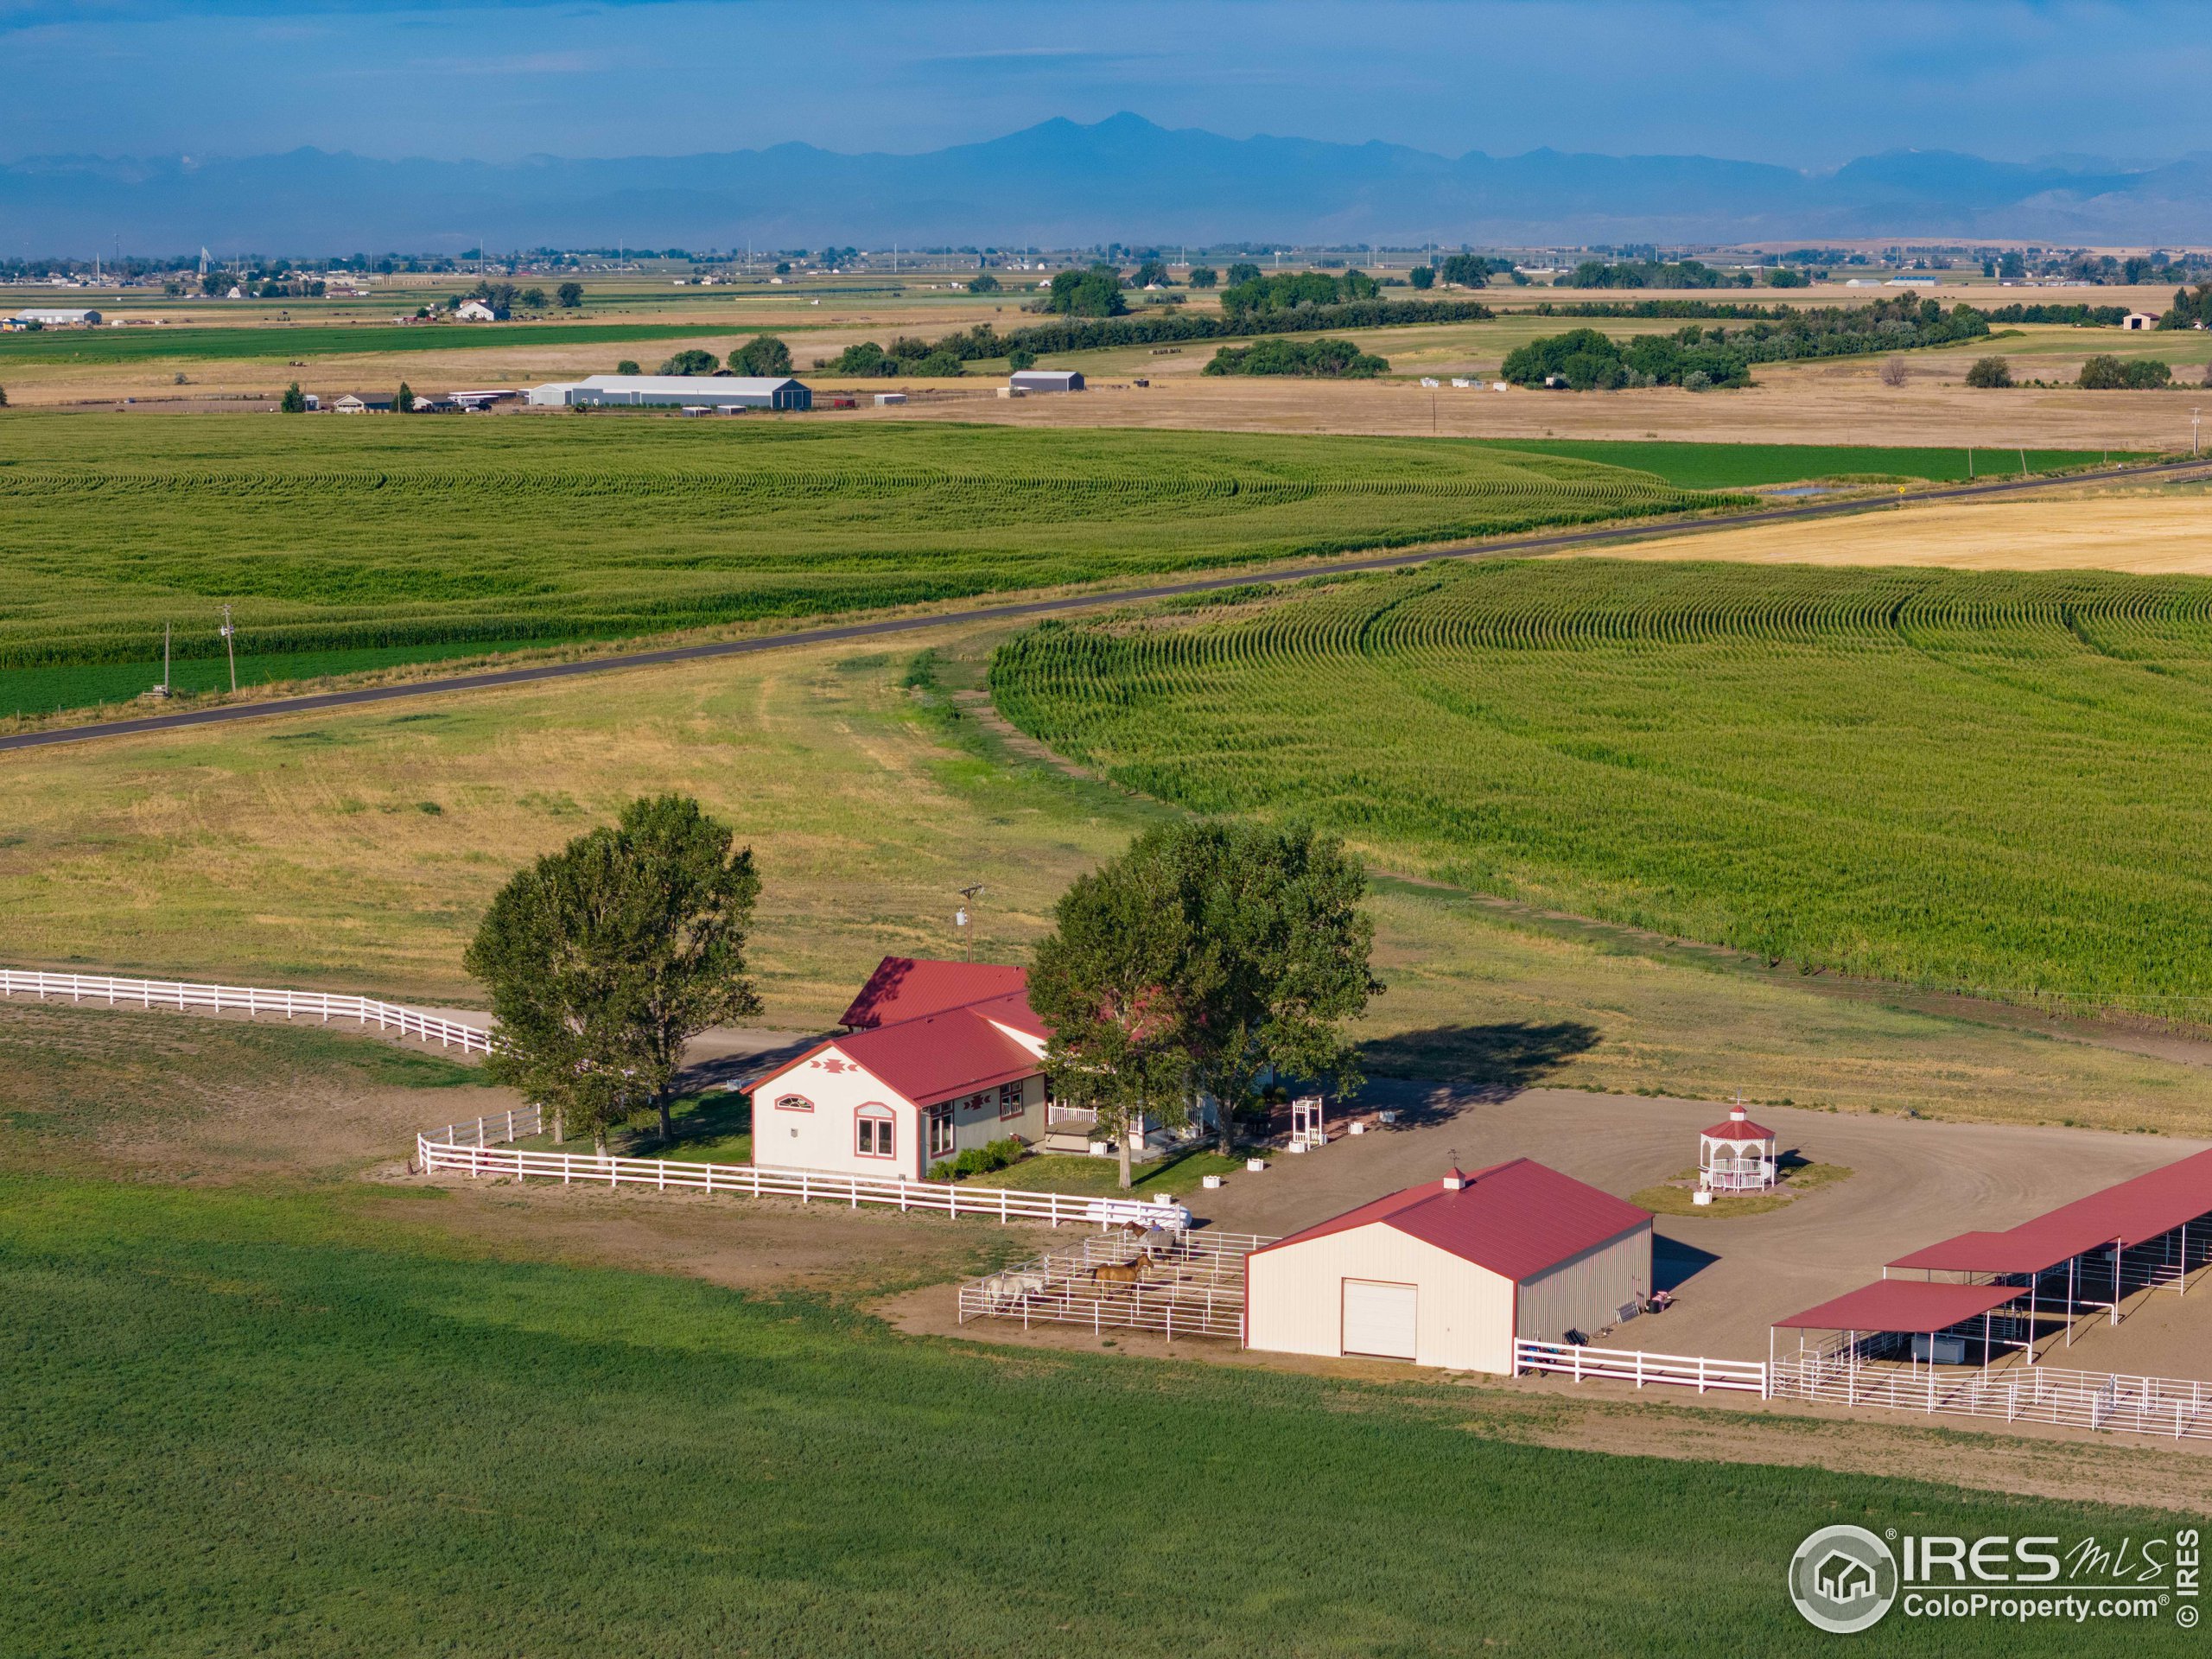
[1700,1103,1777,1194]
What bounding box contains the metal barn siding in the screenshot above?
[1512,1222,1654,1344]
[1245,1223,1517,1373]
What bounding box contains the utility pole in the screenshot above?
[2194,407,2202,457]
[219,604,237,694]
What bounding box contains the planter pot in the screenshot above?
[1088,1141,1110,1158]
[1692,1189,1713,1207]
[1347,1121,1367,1135]
[1245,1157,1267,1173]
[1201,1173,1224,1190]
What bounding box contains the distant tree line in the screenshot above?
[1217,269,1380,315]
[1202,337,1389,378]
[652,335,794,377]
[2157,285,2212,329]
[1565,257,1754,289]
[1502,300,1993,391]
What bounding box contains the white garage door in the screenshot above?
[1341,1279,1418,1360]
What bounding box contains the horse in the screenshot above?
[1090,1250,1158,1289]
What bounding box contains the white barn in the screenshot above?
[526,373,812,410]
[13,308,101,327]
[1245,1160,1653,1374]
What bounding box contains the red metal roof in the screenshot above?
[840,957,1029,1028]
[1885,1148,2212,1277]
[1251,1160,1651,1284]
[1702,1110,1775,1141]
[828,1005,1040,1106]
[1773,1280,2023,1332]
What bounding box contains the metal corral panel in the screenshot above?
[1245,1221,1516,1372]
[1513,1222,1653,1342]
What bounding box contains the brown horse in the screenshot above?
[1090,1250,1158,1289]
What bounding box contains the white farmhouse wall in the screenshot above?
[1514,1224,1653,1344]
[753,1046,922,1179]
[943,1073,1046,1160]
[1245,1223,1518,1374]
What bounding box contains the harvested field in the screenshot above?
[1584,487,2212,575]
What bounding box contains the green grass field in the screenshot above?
[0,414,1732,716]
[2,1168,2184,1657]
[0,319,775,365]
[990,560,2212,1014]
[1463,440,2132,488]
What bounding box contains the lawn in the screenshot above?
[1,1169,2189,1657]
[990,559,2212,1017]
[0,412,1731,715]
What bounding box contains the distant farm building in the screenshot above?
[454,299,505,322]
[1009,369,1084,393]
[12,308,101,327]
[525,374,812,411]
[2121,312,2158,331]
[330,394,393,414]
[1244,1161,1654,1373]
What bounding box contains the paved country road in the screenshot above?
[6,453,2204,754]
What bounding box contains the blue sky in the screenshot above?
[4,1,2209,167]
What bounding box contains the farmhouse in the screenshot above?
[746,957,1054,1179]
[1245,1161,1654,1373]
[525,374,813,411]
[1009,369,1084,393]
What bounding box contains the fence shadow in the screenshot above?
[1358,1020,1601,1102]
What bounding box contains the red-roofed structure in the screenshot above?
[749,958,1053,1181]
[1245,1161,1653,1375]
[1772,1280,2023,1333]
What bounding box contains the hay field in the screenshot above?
[1592,486,2212,575]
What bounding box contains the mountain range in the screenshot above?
[7,114,2211,255]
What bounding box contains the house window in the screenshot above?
[855,1106,894,1158]
[775,1094,813,1113]
[998,1082,1025,1118]
[926,1103,955,1157]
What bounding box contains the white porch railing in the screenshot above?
[2,966,494,1055]
[1515,1338,1769,1395]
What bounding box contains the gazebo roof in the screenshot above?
[1701,1106,1774,1141]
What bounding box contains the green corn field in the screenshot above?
[0,413,1728,714]
[989,559,2212,1015]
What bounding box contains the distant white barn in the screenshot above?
[525,374,812,411]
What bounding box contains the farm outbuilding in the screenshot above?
[525,374,812,410]
[1008,369,1084,393]
[13,308,101,327]
[1244,1160,1654,1374]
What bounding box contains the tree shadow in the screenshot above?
[677,1033,820,1094]
[1357,1020,1602,1101]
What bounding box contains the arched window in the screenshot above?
[775,1094,813,1113]
[855,1103,895,1158]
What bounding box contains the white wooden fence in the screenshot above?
[1515,1338,1770,1395]
[1770,1347,2212,1441]
[422,1105,543,1149]
[416,1134,1196,1230]
[2,967,494,1055]
[958,1228,1272,1341]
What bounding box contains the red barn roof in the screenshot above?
[1773,1280,2022,1332]
[840,957,1029,1029]
[1885,1148,2212,1277]
[1252,1160,1650,1283]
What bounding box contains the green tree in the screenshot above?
[1133,258,1172,288]
[1187,265,1218,289]
[1045,267,1127,317]
[520,286,546,310]
[1409,265,1435,289]
[279,382,307,413]
[658,348,718,376]
[396,381,415,413]
[1225,262,1262,285]
[1029,849,1193,1190]
[615,359,641,376]
[727,334,794,377]
[967,271,1001,294]
[1964,356,2013,389]
[0,385,9,408]
[465,795,761,1152]
[1006,347,1037,372]
[556,282,583,308]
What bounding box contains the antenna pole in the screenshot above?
[162,622,171,693]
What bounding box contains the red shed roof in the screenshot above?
[1885,1148,2212,1277]
[1773,1280,2022,1332]
[840,957,1029,1029]
[1252,1160,1651,1284]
